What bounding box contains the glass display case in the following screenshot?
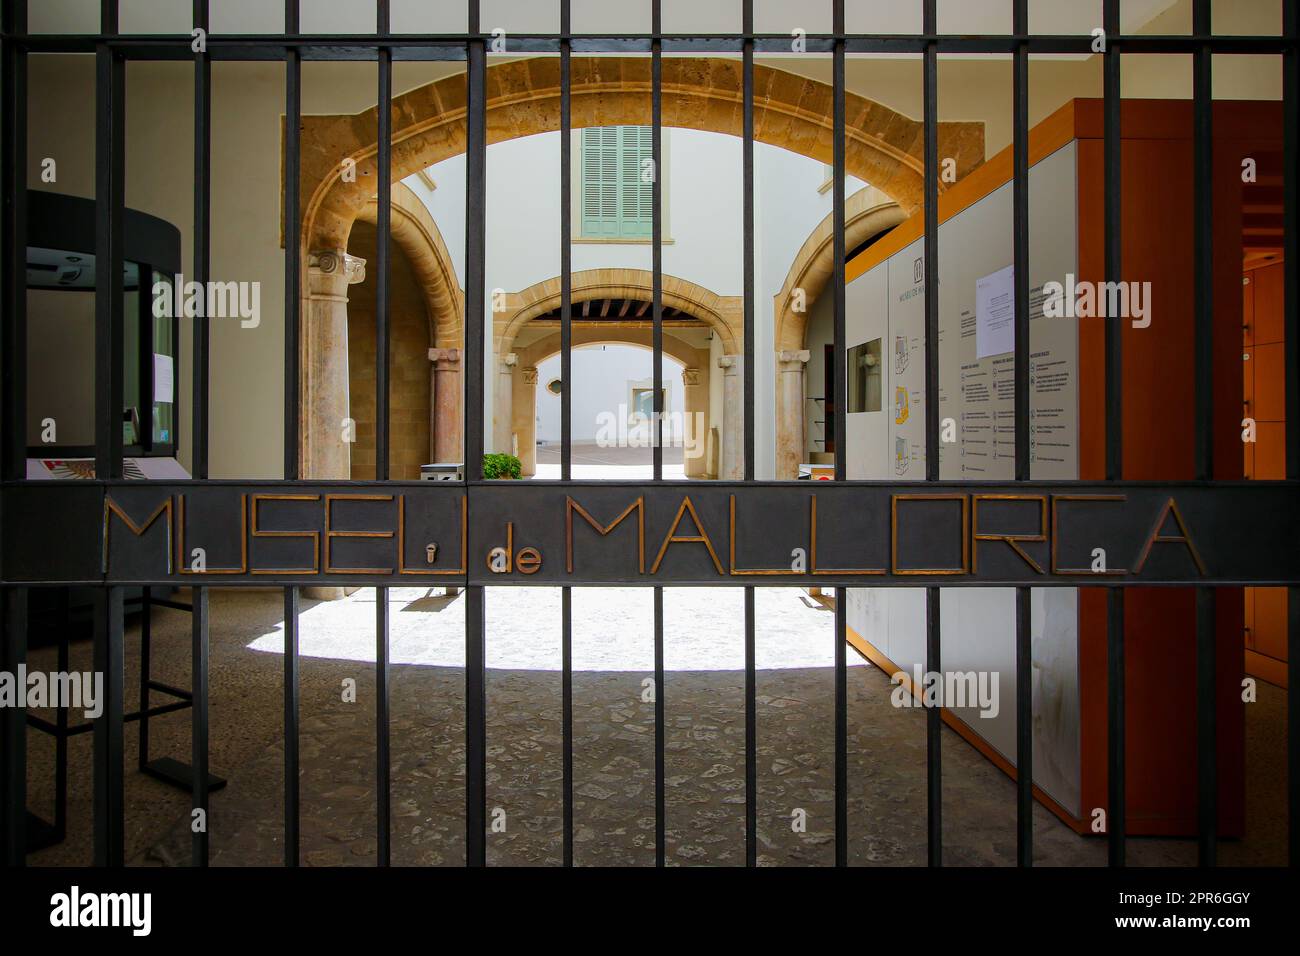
[25,190,182,464]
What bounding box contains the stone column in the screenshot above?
[494,352,517,454]
[776,349,810,480]
[304,250,365,480]
[304,250,364,600]
[717,354,743,480]
[681,366,708,479]
[428,347,462,465]
[513,366,538,476]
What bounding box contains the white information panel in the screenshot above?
[844,142,1083,819]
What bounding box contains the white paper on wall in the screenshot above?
[975,264,1015,359]
[153,354,174,403]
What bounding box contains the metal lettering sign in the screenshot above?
[2,481,1296,587]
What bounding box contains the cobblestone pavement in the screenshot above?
[25,589,1286,867]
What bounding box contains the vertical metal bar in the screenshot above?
[284,0,301,483]
[193,3,210,481]
[94,2,125,870]
[188,0,212,871]
[376,1,392,483]
[1196,586,1217,866]
[742,0,755,481]
[1290,584,1299,867]
[923,0,942,869]
[0,0,29,870]
[741,0,758,874]
[1192,0,1213,484]
[1284,0,1299,869]
[0,0,27,482]
[922,16,939,482]
[376,586,390,865]
[652,0,663,481]
[96,41,125,482]
[1012,0,1030,486]
[283,587,299,866]
[559,0,574,868]
[138,587,151,769]
[464,0,487,868]
[93,587,125,867]
[561,586,573,865]
[191,586,209,866]
[55,604,69,838]
[1014,586,1032,866]
[1012,0,1033,870]
[1106,588,1126,865]
[651,0,666,870]
[1103,0,1127,869]
[744,585,756,867]
[374,0,393,869]
[1,590,26,866]
[560,0,572,483]
[1192,0,1217,870]
[465,586,486,866]
[925,586,941,866]
[1103,1,1123,482]
[832,0,848,868]
[654,587,665,866]
[283,0,302,869]
[465,2,485,485]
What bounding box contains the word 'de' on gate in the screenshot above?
[1,0,1297,872]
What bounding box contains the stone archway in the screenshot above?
[302,182,463,479]
[771,189,910,479]
[515,330,712,478]
[291,57,985,478]
[495,268,739,479]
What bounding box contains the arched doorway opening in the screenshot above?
[532,343,688,479]
[496,269,736,479]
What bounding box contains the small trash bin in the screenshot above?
[421,462,464,481]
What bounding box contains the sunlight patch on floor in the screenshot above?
[246,586,857,672]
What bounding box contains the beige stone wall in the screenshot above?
[345,222,432,481]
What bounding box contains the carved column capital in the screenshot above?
[717,354,742,373]
[778,349,811,365]
[428,347,462,368]
[309,250,367,284]
[307,250,366,302]
[501,352,518,368]
[681,367,702,387]
[521,366,539,386]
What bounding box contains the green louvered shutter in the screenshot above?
[580,127,620,238]
[617,126,653,238]
[581,126,654,239]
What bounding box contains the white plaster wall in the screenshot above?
[534,346,684,444]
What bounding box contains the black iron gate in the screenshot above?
[1,0,1297,869]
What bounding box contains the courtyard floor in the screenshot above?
[22,585,1287,867]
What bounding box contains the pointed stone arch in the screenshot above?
[295,57,984,255]
[492,268,734,479]
[495,268,740,357]
[355,181,463,350]
[771,190,909,478]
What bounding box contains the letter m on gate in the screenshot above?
[566,496,645,574]
[103,496,174,575]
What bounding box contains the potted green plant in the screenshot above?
[482,453,522,480]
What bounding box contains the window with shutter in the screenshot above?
[580,126,656,239]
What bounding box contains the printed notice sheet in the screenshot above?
[975,264,1014,359]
